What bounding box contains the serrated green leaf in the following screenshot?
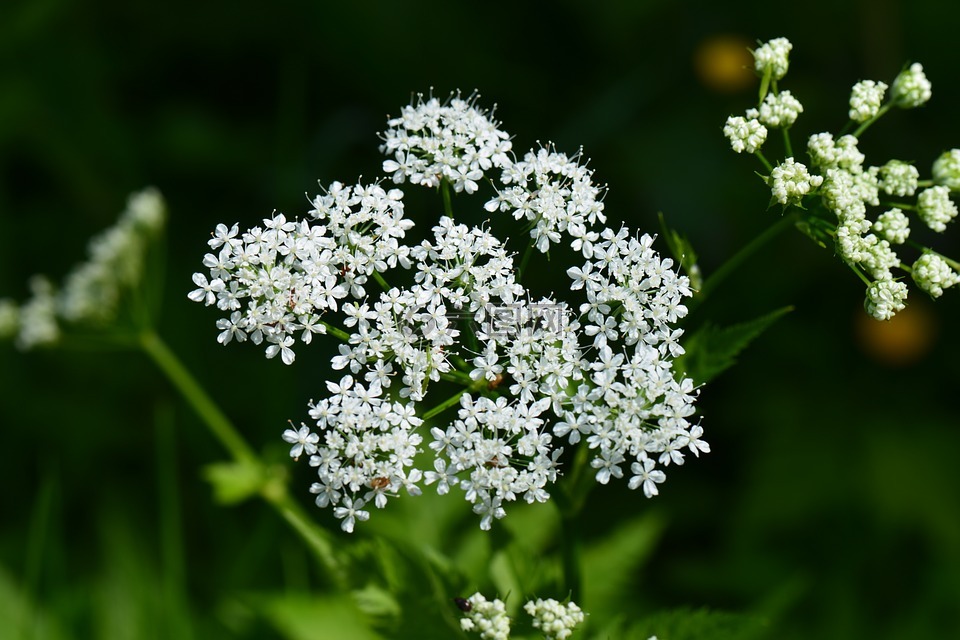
[202,460,266,505]
[678,307,792,385]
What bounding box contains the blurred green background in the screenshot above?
[2,0,959,637]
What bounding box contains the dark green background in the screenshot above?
[2,0,959,638]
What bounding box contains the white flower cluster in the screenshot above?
[933,149,960,191]
[912,253,959,298]
[891,63,932,108]
[753,37,792,80]
[0,188,166,350]
[380,92,512,193]
[849,80,888,122]
[873,208,910,244]
[917,185,958,232]
[459,593,511,640]
[189,182,413,364]
[723,114,767,154]
[758,90,803,129]
[770,157,823,205]
[484,145,606,254]
[524,598,586,640]
[865,279,908,321]
[457,593,586,640]
[878,160,919,197]
[725,38,960,321]
[196,93,704,532]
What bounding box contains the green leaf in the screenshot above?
[627,606,769,640]
[678,307,793,385]
[203,459,267,505]
[581,511,665,621]
[758,66,772,103]
[658,212,702,290]
[256,593,387,640]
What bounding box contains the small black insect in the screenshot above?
[453,597,472,612]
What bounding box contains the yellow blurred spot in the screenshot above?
[694,35,756,93]
[855,301,938,366]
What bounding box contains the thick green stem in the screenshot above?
[140,331,257,464]
[139,330,346,586]
[689,210,801,314]
[265,489,346,589]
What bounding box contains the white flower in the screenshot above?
[891,63,932,108]
[4,189,166,351]
[333,497,370,533]
[379,92,512,192]
[848,80,888,122]
[753,37,792,80]
[486,144,606,255]
[912,253,959,298]
[14,276,60,350]
[524,598,586,640]
[878,160,919,197]
[917,185,958,232]
[807,133,865,173]
[769,157,823,205]
[932,149,960,191]
[459,593,511,640]
[758,90,803,128]
[627,456,667,498]
[282,424,319,460]
[864,279,908,320]
[872,208,910,244]
[723,115,767,154]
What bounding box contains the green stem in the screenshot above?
[139,330,257,463]
[853,102,893,138]
[517,239,536,282]
[320,320,352,342]
[155,403,193,640]
[850,263,873,286]
[781,127,793,158]
[372,271,391,292]
[754,150,773,173]
[553,444,593,603]
[139,329,346,587]
[441,180,454,218]
[265,489,346,589]
[422,387,471,421]
[690,210,801,313]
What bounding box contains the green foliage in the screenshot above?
[659,212,702,291]
[624,607,769,640]
[256,593,387,640]
[582,512,665,622]
[677,307,792,385]
[203,460,268,505]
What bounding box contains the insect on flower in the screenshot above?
[369,476,390,490]
[453,597,472,612]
